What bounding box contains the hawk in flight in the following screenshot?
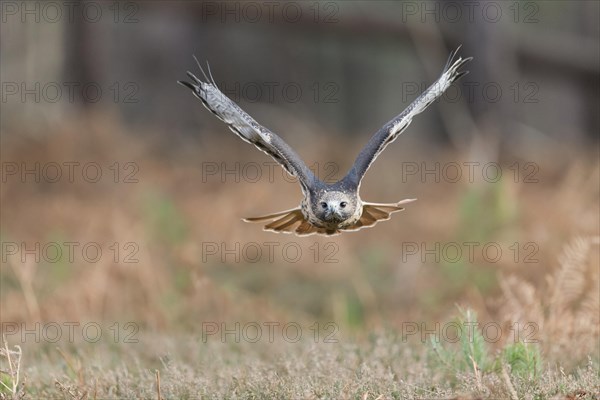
[179,47,471,236]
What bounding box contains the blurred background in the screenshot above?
[1,0,599,383]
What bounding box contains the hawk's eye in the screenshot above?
[340,202,347,208]
[320,202,327,209]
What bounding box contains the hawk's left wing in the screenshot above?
[343,47,472,187]
[178,59,316,194]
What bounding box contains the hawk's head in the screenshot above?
[312,191,357,224]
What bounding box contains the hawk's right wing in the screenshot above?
[179,59,315,194]
[344,47,472,188]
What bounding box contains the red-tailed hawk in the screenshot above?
[179,47,471,236]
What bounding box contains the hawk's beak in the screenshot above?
[326,205,344,221]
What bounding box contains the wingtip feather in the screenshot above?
[397,198,417,206]
[186,71,202,84]
[177,80,196,91]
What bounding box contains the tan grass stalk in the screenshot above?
[0,337,23,397]
[155,370,163,400]
[501,363,518,400]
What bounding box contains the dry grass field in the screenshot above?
[1,113,598,399]
[1,0,599,397]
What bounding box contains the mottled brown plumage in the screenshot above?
[179,47,471,236]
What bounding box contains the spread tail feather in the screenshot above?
[244,208,332,236]
[243,208,301,223]
[244,198,416,235]
[344,198,417,231]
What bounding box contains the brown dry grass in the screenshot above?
[1,113,599,398]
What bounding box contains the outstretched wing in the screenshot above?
[344,47,472,187]
[178,58,315,194]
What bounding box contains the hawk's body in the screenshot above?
[179,47,472,236]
